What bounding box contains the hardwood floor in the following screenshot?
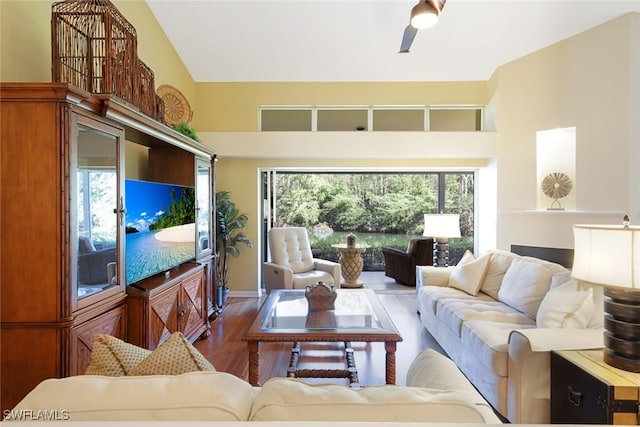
[194,272,444,386]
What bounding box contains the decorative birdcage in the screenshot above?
[138,59,163,122]
[155,94,166,125]
[51,0,139,105]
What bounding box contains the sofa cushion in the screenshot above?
[438,296,534,338]
[129,332,215,375]
[85,334,152,376]
[461,320,536,376]
[497,257,566,319]
[480,250,518,299]
[11,371,256,421]
[250,377,491,423]
[449,251,491,296]
[536,280,596,328]
[418,285,495,321]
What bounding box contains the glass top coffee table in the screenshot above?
[242,289,402,386]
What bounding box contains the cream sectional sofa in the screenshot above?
[8,349,501,424]
[416,249,605,424]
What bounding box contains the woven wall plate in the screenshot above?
[156,84,193,125]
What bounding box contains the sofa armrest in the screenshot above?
[416,265,455,287]
[262,262,294,293]
[313,259,341,287]
[506,328,604,424]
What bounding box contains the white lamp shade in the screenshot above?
[423,214,461,239]
[572,224,640,289]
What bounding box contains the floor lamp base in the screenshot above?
[434,239,449,267]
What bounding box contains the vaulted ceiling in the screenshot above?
[146,0,640,83]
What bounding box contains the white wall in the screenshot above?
[497,210,626,250]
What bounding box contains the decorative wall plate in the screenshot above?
[156,84,193,125]
[541,172,573,210]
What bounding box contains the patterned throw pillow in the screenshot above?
[85,334,152,376]
[128,332,215,376]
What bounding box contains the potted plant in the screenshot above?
[215,191,252,307]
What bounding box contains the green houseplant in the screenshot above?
[171,122,200,142]
[215,191,252,307]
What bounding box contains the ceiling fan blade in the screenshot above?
[399,24,418,53]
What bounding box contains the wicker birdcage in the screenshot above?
[155,94,166,125]
[51,0,139,105]
[138,59,162,122]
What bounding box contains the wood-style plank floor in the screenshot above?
[194,272,444,386]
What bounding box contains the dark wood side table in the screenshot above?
[551,350,640,424]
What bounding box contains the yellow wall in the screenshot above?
[0,0,51,82]
[193,81,487,131]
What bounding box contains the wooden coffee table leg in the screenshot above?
[385,341,397,385]
[287,341,301,378]
[247,341,260,386]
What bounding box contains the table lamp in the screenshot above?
[572,217,640,372]
[423,213,461,267]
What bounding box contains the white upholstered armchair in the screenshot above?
[262,227,341,293]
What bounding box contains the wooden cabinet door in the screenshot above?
[148,285,180,350]
[70,304,126,375]
[180,271,206,339]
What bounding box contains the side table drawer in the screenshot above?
[551,351,639,424]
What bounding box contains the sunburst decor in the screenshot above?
[541,172,573,210]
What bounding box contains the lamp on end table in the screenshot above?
[572,216,640,372]
[423,213,461,267]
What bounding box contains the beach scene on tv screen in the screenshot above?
[125,180,196,285]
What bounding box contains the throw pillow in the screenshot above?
[448,252,491,296]
[480,250,517,299]
[536,280,595,328]
[456,249,475,265]
[497,257,557,319]
[85,334,152,376]
[128,332,215,376]
[550,271,572,290]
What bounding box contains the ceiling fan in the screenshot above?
[399,0,447,53]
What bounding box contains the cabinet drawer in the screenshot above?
[551,351,639,424]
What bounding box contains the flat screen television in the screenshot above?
[125,179,196,285]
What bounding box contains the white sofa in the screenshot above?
[8,348,501,424]
[416,249,605,424]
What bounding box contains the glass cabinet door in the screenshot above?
[196,159,212,256]
[72,114,124,310]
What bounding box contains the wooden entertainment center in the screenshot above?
[0,83,216,412]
